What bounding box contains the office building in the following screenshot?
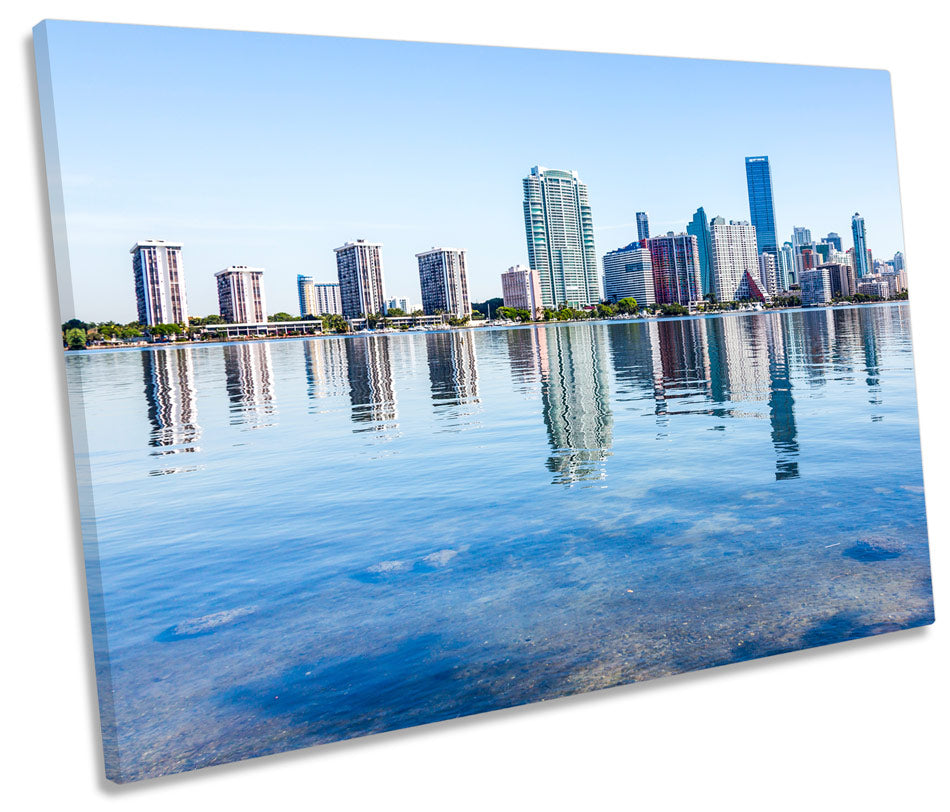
[417,247,470,319]
[800,248,816,271]
[821,263,856,299]
[709,218,759,302]
[792,227,812,250]
[824,232,843,251]
[759,252,779,295]
[893,251,904,272]
[131,240,189,326]
[636,211,650,241]
[780,241,796,288]
[335,240,386,319]
[857,278,890,299]
[687,207,715,297]
[523,165,600,308]
[851,213,870,278]
[646,232,702,306]
[501,265,544,314]
[602,243,655,306]
[745,156,778,257]
[800,268,832,306]
[216,266,267,324]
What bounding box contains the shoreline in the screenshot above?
[64,300,908,355]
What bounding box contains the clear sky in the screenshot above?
[38,20,905,321]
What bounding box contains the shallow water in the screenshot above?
[66,303,933,782]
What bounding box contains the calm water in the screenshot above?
[68,303,933,782]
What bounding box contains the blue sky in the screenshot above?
[39,20,905,321]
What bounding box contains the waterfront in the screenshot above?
[68,302,933,782]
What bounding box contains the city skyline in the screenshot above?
[39,22,906,321]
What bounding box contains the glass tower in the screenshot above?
[636,211,650,242]
[686,207,715,297]
[851,213,870,278]
[745,156,778,258]
[523,166,600,308]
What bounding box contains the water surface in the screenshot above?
[67,303,933,782]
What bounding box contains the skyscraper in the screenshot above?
[602,243,655,306]
[297,274,316,318]
[334,240,386,319]
[523,165,599,308]
[851,213,870,278]
[686,207,715,297]
[646,233,702,306]
[780,241,796,289]
[758,252,779,295]
[131,240,189,326]
[745,156,778,258]
[824,232,842,251]
[417,247,470,319]
[216,266,267,324]
[800,268,832,306]
[501,265,543,314]
[893,251,904,272]
[791,227,812,250]
[709,218,759,302]
[636,211,650,242]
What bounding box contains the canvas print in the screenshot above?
[34,20,934,783]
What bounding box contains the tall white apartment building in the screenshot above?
[215,266,267,324]
[709,218,760,302]
[335,240,386,319]
[131,240,189,326]
[758,252,779,295]
[417,248,470,319]
[501,265,544,314]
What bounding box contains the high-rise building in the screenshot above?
[523,165,599,308]
[335,240,386,319]
[216,266,267,324]
[800,248,816,271]
[780,241,796,288]
[384,296,412,314]
[821,263,856,299]
[297,275,316,318]
[792,227,812,250]
[501,265,543,314]
[131,240,189,326]
[851,213,870,278]
[636,211,650,242]
[298,275,342,317]
[893,251,904,272]
[824,232,842,251]
[745,156,778,258]
[646,233,702,306]
[602,243,655,306]
[759,252,779,295]
[417,247,470,318]
[687,207,715,297]
[800,268,832,306]
[709,218,759,302]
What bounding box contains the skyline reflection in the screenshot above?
[134,307,909,485]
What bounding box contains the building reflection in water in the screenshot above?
[503,326,549,399]
[764,315,799,480]
[223,342,277,429]
[303,338,347,410]
[538,324,613,486]
[141,347,201,474]
[345,334,398,435]
[425,331,480,426]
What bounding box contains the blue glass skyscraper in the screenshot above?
[851,213,870,278]
[745,156,778,257]
[636,211,650,241]
[686,207,715,297]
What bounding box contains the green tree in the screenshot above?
[270,312,296,322]
[65,328,87,350]
[386,307,406,317]
[616,297,639,314]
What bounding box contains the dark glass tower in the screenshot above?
[745,156,778,257]
[636,211,650,242]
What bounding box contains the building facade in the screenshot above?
[687,207,715,298]
[131,240,189,326]
[821,262,856,299]
[780,241,796,288]
[298,275,342,317]
[646,233,702,306]
[758,252,779,295]
[709,218,759,302]
[297,275,316,318]
[851,213,870,278]
[800,267,832,306]
[384,296,412,314]
[745,156,778,258]
[501,265,544,314]
[523,165,599,308]
[216,266,267,324]
[335,240,386,319]
[417,247,470,319]
[636,211,650,242]
[824,232,843,251]
[602,243,655,306]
